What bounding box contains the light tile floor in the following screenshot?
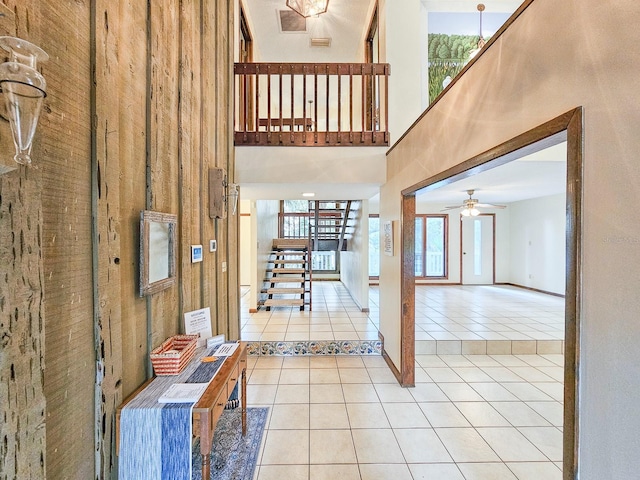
[241,282,381,343]
[240,282,564,345]
[241,282,565,479]
[247,353,564,480]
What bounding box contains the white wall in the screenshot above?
[239,200,252,285]
[249,200,280,310]
[509,194,565,295]
[381,0,640,477]
[340,200,370,310]
[380,0,424,142]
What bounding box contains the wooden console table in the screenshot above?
[116,341,248,480]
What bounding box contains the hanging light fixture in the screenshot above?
[0,36,48,166]
[286,0,329,18]
[468,4,486,60]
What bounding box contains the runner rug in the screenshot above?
[192,407,269,480]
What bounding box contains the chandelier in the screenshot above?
[286,0,329,18]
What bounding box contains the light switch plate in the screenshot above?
[191,245,203,263]
[210,239,217,252]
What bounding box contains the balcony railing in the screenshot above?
[234,62,390,147]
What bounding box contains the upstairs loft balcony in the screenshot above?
[234,62,390,147]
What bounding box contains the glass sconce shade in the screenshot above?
[0,36,48,166]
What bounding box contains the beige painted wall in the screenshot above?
[340,200,370,311]
[381,0,640,477]
[249,200,280,310]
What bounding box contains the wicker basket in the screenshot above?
[150,334,199,375]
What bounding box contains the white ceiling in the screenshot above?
[243,0,372,63]
[415,142,568,205]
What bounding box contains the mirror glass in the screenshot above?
[140,210,177,296]
[148,221,170,283]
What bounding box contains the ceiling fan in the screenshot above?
[441,189,506,216]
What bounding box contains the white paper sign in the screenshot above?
[212,343,239,357]
[158,383,209,403]
[184,307,213,347]
[383,220,394,256]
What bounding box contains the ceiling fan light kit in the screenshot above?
[442,189,506,217]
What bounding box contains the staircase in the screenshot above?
[260,239,312,311]
[308,200,352,252]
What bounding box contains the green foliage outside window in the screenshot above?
[428,33,481,103]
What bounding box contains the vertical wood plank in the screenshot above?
[201,0,218,324]
[149,0,181,347]
[117,0,151,397]
[0,168,46,480]
[35,0,96,477]
[224,0,240,340]
[178,0,204,318]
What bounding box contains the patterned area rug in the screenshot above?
[192,407,268,480]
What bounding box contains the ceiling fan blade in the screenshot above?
[441,205,462,211]
[475,203,506,209]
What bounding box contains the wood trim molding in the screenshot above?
[496,282,566,298]
[400,194,415,387]
[563,107,583,480]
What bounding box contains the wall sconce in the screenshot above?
[209,167,239,218]
[0,36,48,166]
[227,182,239,216]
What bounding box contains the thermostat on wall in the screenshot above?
[191,245,203,263]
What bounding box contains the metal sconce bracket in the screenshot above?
[209,167,239,219]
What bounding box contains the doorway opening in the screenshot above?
[399,108,582,479]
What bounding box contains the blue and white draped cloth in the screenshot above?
[119,347,228,480]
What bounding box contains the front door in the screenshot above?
[461,214,494,284]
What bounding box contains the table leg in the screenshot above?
[200,411,212,480]
[202,452,210,480]
[241,367,247,436]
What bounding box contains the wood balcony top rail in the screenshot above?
[234,62,390,76]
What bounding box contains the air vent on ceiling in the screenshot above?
[310,37,331,47]
[278,10,306,33]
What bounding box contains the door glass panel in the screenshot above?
[426,217,445,276]
[415,217,424,276]
[474,219,482,275]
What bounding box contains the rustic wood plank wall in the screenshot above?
[35,0,95,477]
[0,4,47,477]
[179,0,204,318]
[0,0,239,478]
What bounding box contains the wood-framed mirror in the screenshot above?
[139,210,177,296]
